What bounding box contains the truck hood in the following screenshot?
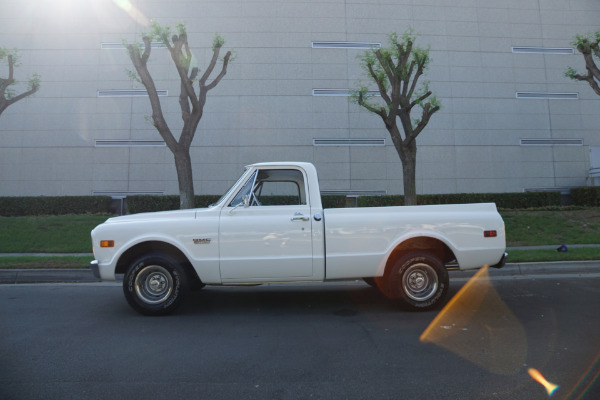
[103,209,198,224]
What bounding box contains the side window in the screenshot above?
[228,169,307,207]
[254,169,306,206]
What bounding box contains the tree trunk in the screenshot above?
[174,148,195,209]
[399,141,418,206]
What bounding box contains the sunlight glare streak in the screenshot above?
[528,368,559,396]
[112,0,149,27]
[420,266,527,375]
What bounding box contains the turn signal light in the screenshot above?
[483,230,497,238]
[100,240,115,248]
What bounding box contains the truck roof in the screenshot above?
[247,161,316,169]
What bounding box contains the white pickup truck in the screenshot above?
[91,162,506,315]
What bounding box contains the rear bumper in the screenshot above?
[490,252,508,269]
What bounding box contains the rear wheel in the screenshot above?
[123,253,188,316]
[384,251,449,311]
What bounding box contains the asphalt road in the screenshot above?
[1,274,600,400]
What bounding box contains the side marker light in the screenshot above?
[100,240,115,248]
[484,230,497,238]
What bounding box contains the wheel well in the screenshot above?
[116,241,204,290]
[384,237,456,276]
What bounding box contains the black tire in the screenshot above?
[384,251,449,311]
[123,253,188,316]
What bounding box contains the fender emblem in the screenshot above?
[193,238,211,245]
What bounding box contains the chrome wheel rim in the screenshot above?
[135,265,173,304]
[402,263,438,302]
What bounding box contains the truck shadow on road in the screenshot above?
[175,282,465,317]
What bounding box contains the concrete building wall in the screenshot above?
[1,0,599,198]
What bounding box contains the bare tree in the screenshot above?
[352,30,440,206]
[0,47,40,117]
[126,22,232,209]
[566,30,600,96]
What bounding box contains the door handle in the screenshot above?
[291,213,309,222]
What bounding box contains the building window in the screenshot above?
[94,140,166,147]
[101,42,167,49]
[312,89,379,96]
[516,92,578,100]
[512,47,574,55]
[520,139,583,146]
[313,138,386,146]
[312,41,381,49]
[97,89,168,97]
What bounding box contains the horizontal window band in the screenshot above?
[312,89,379,96]
[313,138,386,146]
[321,190,388,197]
[95,140,166,147]
[512,46,574,55]
[589,167,600,177]
[312,41,381,49]
[520,139,583,146]
[516,92,578,100]
[98,89,168,97]
[101,42,167,49]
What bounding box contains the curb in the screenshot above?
[449,260,600,279]
[1,261,599,284]
[0,269,101,284]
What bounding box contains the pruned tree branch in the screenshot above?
[358,90,387,120]
[406,65,423,103]
[204,50,231,91]
[126,41,176,150]
[409,89,432,110]
[566,31,600,97]
[413,103,440,138]
[367,62,392,105]
[0,50,40,117]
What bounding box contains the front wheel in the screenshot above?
[384,252,449,311]
[123,253,188,316]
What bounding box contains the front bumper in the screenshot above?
[90,260,100,279]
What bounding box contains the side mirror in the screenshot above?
[229,195,250,215]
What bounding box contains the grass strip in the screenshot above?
[501,208,600,246]
[0,256,94,269]
[506,247,600,263]
[0,215,109,253]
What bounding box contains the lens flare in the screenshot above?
[565,351,600,400]
[420,266,527,375]
[112,0,149,27]
[528,368,559,396]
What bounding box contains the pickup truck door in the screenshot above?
[218,168,315,282]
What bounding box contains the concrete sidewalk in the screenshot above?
[1,261,599,284]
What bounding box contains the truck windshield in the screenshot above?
[210,168,252,207]
[229,170,258,206]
